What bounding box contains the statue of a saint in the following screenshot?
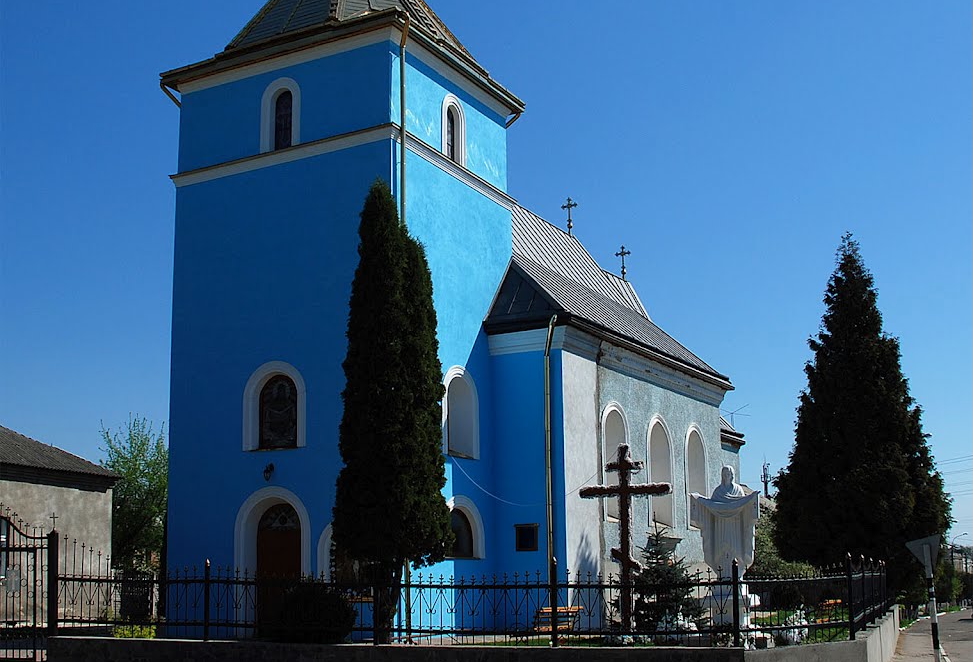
[690,465,760,578]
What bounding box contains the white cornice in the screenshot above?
[178,29,394,94]
[488,326,726,406]
[172,123,518,213]
[171,124,398,187]
[175,27,515,119]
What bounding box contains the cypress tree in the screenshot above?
[332,180,451,640]
[774,234,950,593]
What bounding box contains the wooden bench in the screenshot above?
[532,605,584,633]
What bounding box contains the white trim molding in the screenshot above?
[316,524,333,580]
[441,94,466,166]
[234,486,313,575]
[260,77,301,153]
[447,495,486,559]
[443,366,480,459]
[243,360,307,451]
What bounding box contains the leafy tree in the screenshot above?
[633,525,705,633]
[774,234,951,594]
[332,180,452,641]
[100,416,168,570]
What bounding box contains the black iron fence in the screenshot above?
[48,554,891,648]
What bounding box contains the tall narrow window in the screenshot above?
[446,107,456,161]
[259,374,298,449]
[602,407,626,521]
[449,510,475,558]
[440,95,466,166]
[444,367,478,459]
[649,421,673,526]
[274,90,293,150]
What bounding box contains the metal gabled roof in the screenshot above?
[0,425,118,480]
[227,0,471,58]
[488,205,731,388]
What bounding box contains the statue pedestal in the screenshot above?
[702,581,760,628]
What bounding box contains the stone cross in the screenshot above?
[615,246,631,280]
[561,197,578,236]
[580,443,671,631]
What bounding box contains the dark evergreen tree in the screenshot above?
[633,525,705,633]
[774,234,951,593]
[332,180,451,641]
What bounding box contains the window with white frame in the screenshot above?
[447,496,484,559]
[444,366,478,459]
[243,361,306,451]
[441,94,466,166]
[260,78,301,153]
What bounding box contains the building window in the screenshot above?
[444,366,478,459]
[449,510,475,558]
[686,428,707,511]
[440,95,466,166]
[515,524,539,552]
[259,374,298,449]
[601,405,627,521]
[649,419,674,527]
[274,90,292,150]
[243,361,307,451]
[447,496,485,559]
[260,78,301,153]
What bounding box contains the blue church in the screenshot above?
[162,0,745,584]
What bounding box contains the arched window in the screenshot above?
[602,405,627,521]
[447,496,484,559]
[274,90,292,150]
[441,95,466,166]
[686,429,707,519]
[649,419,673,527]
[260,78,301,153]
[259,374,297,449]
[243,361,306,451]
[450,510,475,558]
[444,366,478,459]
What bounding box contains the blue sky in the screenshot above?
[1,1,970,542]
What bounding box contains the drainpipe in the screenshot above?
[544,314,558,646]
[399,14,410,225]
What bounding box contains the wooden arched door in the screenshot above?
[256,503,301,633]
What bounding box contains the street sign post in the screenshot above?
[907,534,943,662]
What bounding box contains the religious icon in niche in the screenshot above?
[259,374,298,449]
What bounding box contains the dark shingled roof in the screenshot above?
[0,425,117,480]
[720,416,746,446]
[227,0,471,57]
[487,206,731,387]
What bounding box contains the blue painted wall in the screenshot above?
[178,43,392,172]
[391,49,509,190]
[168,142,392,569]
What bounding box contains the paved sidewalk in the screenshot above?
[893,609,971,662]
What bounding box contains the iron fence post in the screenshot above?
[46,530,59,636]
[731,559,741,648]
[845,553,856,640]
[860,556,867,623]
[550,556,558,648]
[203,559,211,641]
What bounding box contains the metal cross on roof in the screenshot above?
[580,443,671,631]
[615,245,631,280]
[561,197,578,236]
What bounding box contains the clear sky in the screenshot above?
[1,2,970,543]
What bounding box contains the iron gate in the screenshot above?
[0,516,56,660]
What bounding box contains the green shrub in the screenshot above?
[268,583,356,644]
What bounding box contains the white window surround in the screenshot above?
[234,486,312,575]
[600,403,628,522]
[440,94,466,166]
[447,495,485,559]
[242,360,307,451]
[260,77,301,153]
[443,366,479,459]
